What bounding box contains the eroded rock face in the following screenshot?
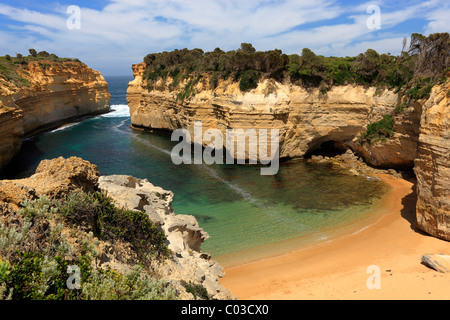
[0,156,99,206]
[98,174,211,255]
[0,61,110,172]
[414,80,450,240]
[0,157,234,299]
[127,63,399,160]
[98,174,234,300]
[348,101,423,169]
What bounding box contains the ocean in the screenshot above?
[3,76,388,267]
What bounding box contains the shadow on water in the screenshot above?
[0,138,45,179]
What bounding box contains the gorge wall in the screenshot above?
[128,63,403,160]
[0,60,110,172]
[414,80,450,241]
[127,62,449,242]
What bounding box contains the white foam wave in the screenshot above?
[48,122,81,134]
[101,105,130,118]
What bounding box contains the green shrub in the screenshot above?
[176,74,202,103]
[0,191,176,300]
[82,265,177,300]
[239,70,260,92]
[407,77,434,100]
[180,280,210,300]
[359,115,394,144]
[58,191,170,264]
[394,101,408,113]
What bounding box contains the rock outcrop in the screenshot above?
[127,63,399,160]
[127,63,450,243]
[0,157,233,300]
[348,100,423,169]
[0,60,110,172]
[98,175,233,299]
[414,80,450,240]
[0,156,99,209]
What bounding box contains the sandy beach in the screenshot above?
[220,174,450,300]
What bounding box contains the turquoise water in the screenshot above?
[3,76,387,266]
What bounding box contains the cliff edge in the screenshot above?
[127,37,449,243]
[0,56,110,172]
[0,157,233,300]
[414,80,450,240]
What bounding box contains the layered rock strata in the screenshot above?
[0,61,110,171]
[127,63,449,242]
[127,63,400,160]
[414,80,450,240]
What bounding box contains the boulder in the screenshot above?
[0,156,99,205]
[421,254,450,273]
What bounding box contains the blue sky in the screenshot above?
[0,0,449,76]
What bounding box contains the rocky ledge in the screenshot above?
[98,174,234,299]
[0,157,234,300]
[0,60,110,172]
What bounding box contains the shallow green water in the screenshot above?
[3,76,387,266]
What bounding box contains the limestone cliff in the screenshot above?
[0,60,110,172]
[414,80,450,240]
[127,62,450,243]
[348,99,423,169]
[127,62,399,160]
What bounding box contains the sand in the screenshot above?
[219,174,450,300]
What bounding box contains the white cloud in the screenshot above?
[0,0,447,75]
[424,7,450,34]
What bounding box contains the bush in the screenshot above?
[59,191,171,264]
[0,191,176,300]
[176,74,202,103]
[82,265,177,300]
[37,51,50,58]
[239,70,260,92]
[407,77,434,100]
[28,49,37,57]
[359,115,394,144]
[180,280,210,300]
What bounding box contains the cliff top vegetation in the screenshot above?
[141,33,449,100]
[0,49,85,88]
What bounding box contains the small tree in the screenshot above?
[5,54,11,61]
[28,49,37,57]
[301,48,320,75]
[16,53,24,64]
[239,43,256,54]
[37,51,50,58]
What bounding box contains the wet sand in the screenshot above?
[220,174,450,300]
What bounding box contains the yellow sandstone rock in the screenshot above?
[0,60,110,172]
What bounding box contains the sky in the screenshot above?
[0,0,449,76]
